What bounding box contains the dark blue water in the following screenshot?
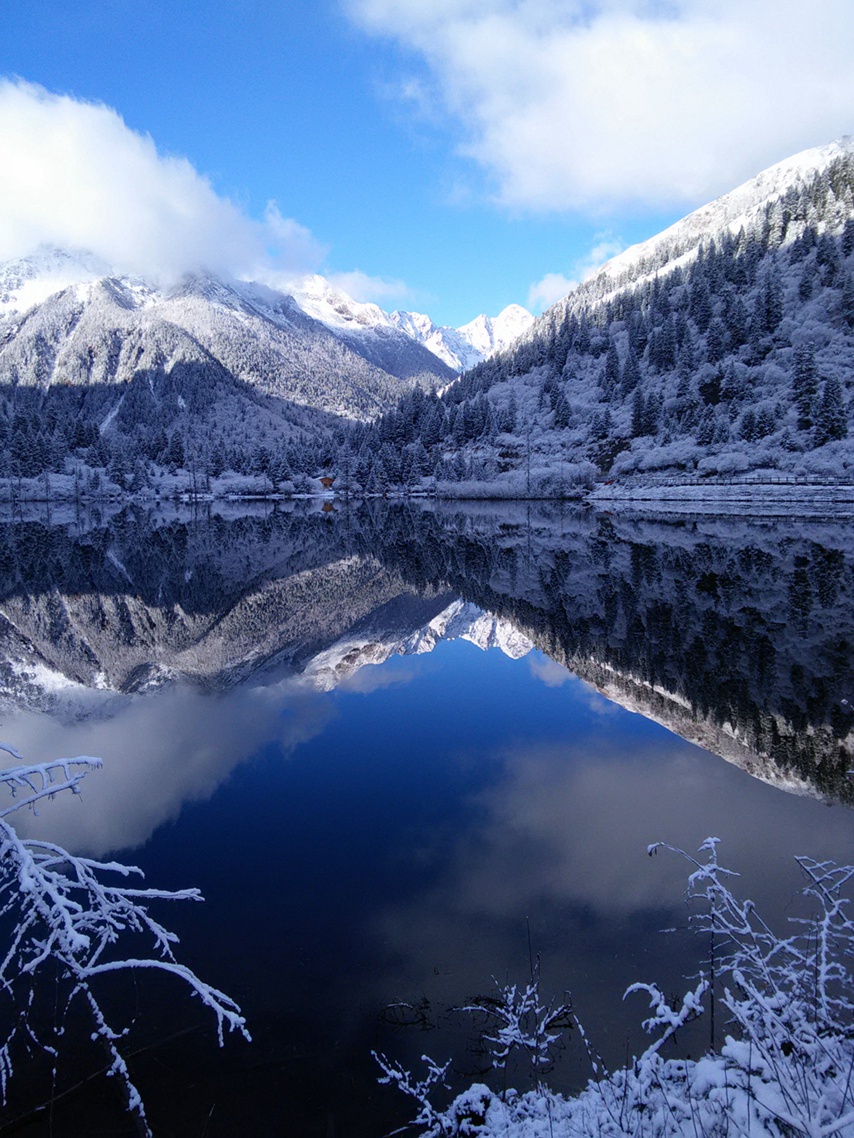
[2,503,853,1135]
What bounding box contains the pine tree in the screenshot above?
[631,389,646,437]
[814,375,848,445]
[706,318,728,364]
[792,343,819,431]
[756,404,778,439]
[165,430,185,471]
[739,408,758,442]
[621,347,641,394]
[689,279,713,332]
[840,272,854,329]
[552,391,572,429]
[798,261,817,302]
[603,343,621,392]
[760,266,784,333]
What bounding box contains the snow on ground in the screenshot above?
[588,480,854,516]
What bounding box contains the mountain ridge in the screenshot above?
[546,136,854,315]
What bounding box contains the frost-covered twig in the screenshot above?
[376,840,854,1137]
[0,750,102,818]
[651,838,854,1137]
[0,749,249,1135]
[460,969,573,1084]
[624,978,708,1060]
[373,1051,452,1134]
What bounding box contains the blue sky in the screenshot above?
[2,0,853,327]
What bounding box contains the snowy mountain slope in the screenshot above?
[369,501,854,803]
[458,305,535,359]
[0,251,446,407]
[0,514,529,713]
[568,137,854,309]
[287,274,456,382]
[0,247,110,316]
[0,551,427,707]
[371,136,854,494]
[303,597,532,691]
[389,310,478,371]
[0,249,470,487]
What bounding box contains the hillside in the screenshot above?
[0,251,456,491]
[359,139,854,496]
[0,249,537,495]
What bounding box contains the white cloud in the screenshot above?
[528,233,625,310]
[262,202,329,277]
[7,678,332,857]
[327,269,412,304]
[0,80,263,283]
[576,235,625,277]
[528,271,575,311]
[528,655,571,686]
[349,0,854,212]
[0,79,373,298]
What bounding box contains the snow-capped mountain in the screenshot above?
[569,136,854,308]
[290,275,533,373]
[457,305,536,360]
[0,246,110,315]
[389,303,534,372]
[0,528,527,712]
[283,274,457,382]
[0,249,452,396]
[0,248,464,488]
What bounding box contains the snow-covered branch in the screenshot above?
[377,839,854,1137]
[0,748,249,1135]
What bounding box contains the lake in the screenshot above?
[1,500,853,1135]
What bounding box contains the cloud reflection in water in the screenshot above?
[4,677,334,856]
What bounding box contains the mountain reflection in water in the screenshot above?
[1,499,852,810]
[0,500,852,1135]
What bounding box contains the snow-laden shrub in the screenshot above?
[633,441,703,474]
[697,448,754,476]
[211,471,275,497]
[376,839,854,1137]
[533,462,597,495]
[0,743,248,1135]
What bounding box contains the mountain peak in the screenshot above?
[289,274,392,333]
[457,304,535,359]
[0,245,113,316]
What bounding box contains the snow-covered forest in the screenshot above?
[0,143,853,501]
[356,143,854,496]
[0,262,451,500]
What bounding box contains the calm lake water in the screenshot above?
[1,500,853,1135]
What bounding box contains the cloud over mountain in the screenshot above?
[0,79,325,285]
[348,0,854,213]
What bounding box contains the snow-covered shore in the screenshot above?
[587,478,854,516]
